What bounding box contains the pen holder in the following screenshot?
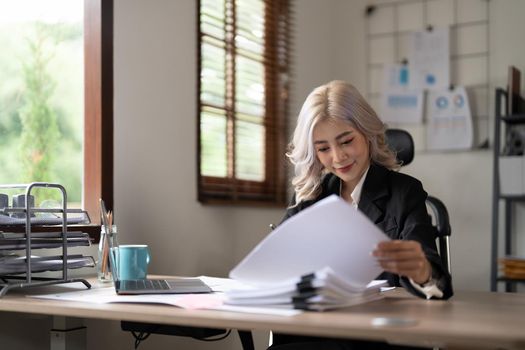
[0,194,7,215]
[98,225,117,283]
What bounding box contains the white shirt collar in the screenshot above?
[340,166,370,209]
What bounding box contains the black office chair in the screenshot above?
[385,129,452,273]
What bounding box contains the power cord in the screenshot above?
[131,331,151,349]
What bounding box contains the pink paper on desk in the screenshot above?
[174,294,224,309]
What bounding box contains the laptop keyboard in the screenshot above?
[122,279,170,291]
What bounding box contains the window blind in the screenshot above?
[198,0,291,205]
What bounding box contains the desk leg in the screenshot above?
[50,316,87,350]
[238,330,255,350]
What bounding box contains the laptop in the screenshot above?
[107,238,212,295]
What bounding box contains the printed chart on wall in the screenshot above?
[381,63,424,124]
[426,86,473,151]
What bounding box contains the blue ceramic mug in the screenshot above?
[117,245,151,280]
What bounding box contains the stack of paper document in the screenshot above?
[225,267,387,311]
[227,195,391,311]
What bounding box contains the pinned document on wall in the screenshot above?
[380,63,424,123]
[409,27,450,90]
[426,86,473,151]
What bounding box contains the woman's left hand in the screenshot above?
[372,240,432,285]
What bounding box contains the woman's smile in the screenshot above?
[335,162,355,174]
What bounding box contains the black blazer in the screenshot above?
[281,163,453,300]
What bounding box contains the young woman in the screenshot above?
[271,80,453,350]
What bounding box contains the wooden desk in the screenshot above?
[0,278,524,350]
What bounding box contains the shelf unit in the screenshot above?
[490,88,525,292]
[0,182,92,297]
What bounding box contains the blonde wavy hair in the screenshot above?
[286,80,399,205]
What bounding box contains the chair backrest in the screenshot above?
[385,129,451,273]
[385,129,414,166]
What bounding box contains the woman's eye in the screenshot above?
[317,147,329,153]
[341,138,353,145]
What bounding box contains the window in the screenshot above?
[197,0,291,205]
[0,1,84,203]
[0,0,112,235]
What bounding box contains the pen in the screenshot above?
[99,199,110,232]
[99,199,112,274]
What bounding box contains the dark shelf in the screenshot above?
[499,194,525,201]
[497,277,525,284]
[500,114,525,124]
[491,88,525,292]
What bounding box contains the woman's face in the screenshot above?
[312,118,370,190]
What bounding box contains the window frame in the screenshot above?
[82,0,113,240]
[196,0,289,206]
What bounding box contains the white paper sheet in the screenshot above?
[29,277,302,316]
[409,27,450,90]
[229,195,388,288]
[425,86,473,150]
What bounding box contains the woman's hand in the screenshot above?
[372,240,432,285]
